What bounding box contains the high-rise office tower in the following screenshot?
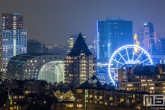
[154,32,161,53]
[0,13,27,71]
[97,18,133,60]
[65,33,95,84]
[144,22,155,53]
[161,38,165,54]
[138,22,156,53]
[68,34,86,53]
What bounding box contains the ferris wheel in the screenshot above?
[108,45,153,84]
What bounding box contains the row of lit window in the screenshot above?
[141,79,152,82]
[13,95,24,99]
[25,69,38,72]
[127,83,155,87]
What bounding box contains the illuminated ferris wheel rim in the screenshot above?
[108,45,153,84]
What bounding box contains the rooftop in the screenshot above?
[9,53,65,62]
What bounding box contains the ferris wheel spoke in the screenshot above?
[117,52,127,63]
[135,51,143,63]
[112,59,124,65]
[141,58,150,63]
[110,72,117,79]
[132,51,135,61]
[126,47,130,61]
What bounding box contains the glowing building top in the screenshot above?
[106,17,125,21]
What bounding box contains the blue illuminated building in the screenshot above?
[97,18,133,60]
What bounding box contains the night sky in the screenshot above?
[0,0,165,45]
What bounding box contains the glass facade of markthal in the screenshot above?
[38,61,64,83]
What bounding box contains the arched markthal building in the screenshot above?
[6,53,65,83]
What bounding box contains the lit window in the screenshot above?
[127,84,132,86]
[147,79,152,82]
[14,96,17,99]
[149,87,154,90]
[77,89,82,93]
[149,83,154,86]
[141,79,146,82]
[67,104,73,107]
[142,84,147,86]
[109,97,113,100]
[77,104,83,107]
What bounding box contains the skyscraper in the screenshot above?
[138,22,156,53]
[0,13,27,71]
[161,38,165,54]
[97,18,133,60]
[154,32,161,53]
[144,22,155,53]
[65,33,95,84]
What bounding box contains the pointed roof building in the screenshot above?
[65,33,96,84]
[68,33,93,56]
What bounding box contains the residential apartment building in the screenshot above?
[0,13,27,72]
[65,33,96,84]
[118,64,165,94]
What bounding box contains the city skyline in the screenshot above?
[0,0,165,45]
